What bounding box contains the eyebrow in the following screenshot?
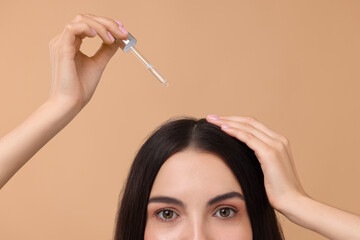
[148,196,185,207]
[148,191,244,207]
[207,191,244,206]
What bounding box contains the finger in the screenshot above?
[215,116,299,182]
[58,21,98,56]
[219,116,285,143]
[72,22,98,40]
[83,13,128,40]
[207,115,292,159]
[68,14,118,45]
[215,115,291,152]
[114,19,124,27]
[211,116,302,188]
[207,117,281,149]
[219,125,272,165]
[59,22,102,55]
[91,42,119,71]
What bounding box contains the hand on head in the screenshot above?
[206,115,309,212]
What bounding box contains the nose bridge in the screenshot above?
[186,214,210,240]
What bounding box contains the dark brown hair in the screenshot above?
[114,117,284,240]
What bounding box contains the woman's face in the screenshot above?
[144,149,252,240]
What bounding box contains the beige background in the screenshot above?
[0,0,359,239]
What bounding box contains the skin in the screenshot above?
[0,13,359,240]
[0,13,128,188]
[144,150,252,240]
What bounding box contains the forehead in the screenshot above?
[149,149,243,199]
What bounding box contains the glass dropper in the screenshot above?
[114,33,169,87]
[129,46,169,87]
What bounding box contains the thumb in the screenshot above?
[91,41,120,70]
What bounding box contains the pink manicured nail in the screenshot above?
[221,125,230,129]
[119,26,128,35]
[91,28,97,35]
[107,31,115,41]
[114,20,123,26]
[207,115,219,120]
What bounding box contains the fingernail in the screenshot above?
[221,125,230,129]
[91,28,97,35]
[107,31,115,42]
[114,20,123,26]
[119,26,128,35]
[207,115,219,120]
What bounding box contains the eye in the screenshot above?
[156,209,179,221]
[214,207,238,218]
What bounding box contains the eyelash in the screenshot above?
[213,207,239,219]
[154,207,239,222]
[155,208,179,222]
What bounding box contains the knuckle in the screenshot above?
[101,19,119,32]
[275,141,286,151]
[264,147,277,157]
[109,21,120,31]
[73,13,84,21]
[49,37,59,50]
[280,136,290,146]
[49,38,55,48]
[245,116,257,122]
[242,132,253,141]
[65,23,74,30]
[52,41,70,55]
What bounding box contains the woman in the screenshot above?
[115,117,285,240]
[0,14,359,240]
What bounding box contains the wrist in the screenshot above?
[275,192,312,217]
[46,95,85,114]
[276,193,319,228]
[276,193,360,239]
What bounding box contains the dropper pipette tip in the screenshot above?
[129,46,168,87]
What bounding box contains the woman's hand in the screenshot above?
[206,115,309,212]
[0,14,129,189]
[48,13,128,110]
[207,115,360,239]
